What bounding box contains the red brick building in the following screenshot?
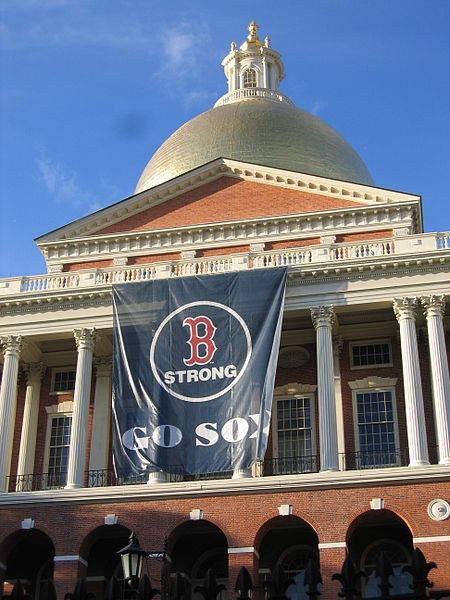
[0,22,449,600]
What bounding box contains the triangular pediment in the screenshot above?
[35,158,420,245]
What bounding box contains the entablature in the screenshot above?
[39,201,419,269]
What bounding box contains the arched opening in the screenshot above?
[347,511,413,598]
[257,516,319,600]
[0,529,54,598]
[169,520,228,599]
[80,525,132,597]
[243,69,257,89]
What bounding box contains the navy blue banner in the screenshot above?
[112,269,286,477]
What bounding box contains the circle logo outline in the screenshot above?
[150,300,252,403]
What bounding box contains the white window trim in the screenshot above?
[42,409,73,482]
[49,367,76,395]
[349,339,393,370]
[351,385,401,466]
[272,393,317,460]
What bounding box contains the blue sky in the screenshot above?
[1,0,449,277]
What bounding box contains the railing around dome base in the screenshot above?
[214,87,294,107]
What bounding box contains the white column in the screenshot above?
[66,328,96,489]
[333,336,345,470]
[262,56,267,88]
[88,357,112,474]
[393,298,429,466]
[16,362,46,490]
[422,295,450,465]
[311,306,339,471]
[0,335,24,492]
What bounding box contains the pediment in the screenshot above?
[35,158,421,246]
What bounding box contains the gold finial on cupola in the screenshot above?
[247,20,259,42]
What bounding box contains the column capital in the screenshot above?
[94,356,112,377]
[23,362,46,385]
[393,297,418,322]
[421,295,445,319]
[0,335,24,358]
[311,306,335,330]
[73,328,96,351]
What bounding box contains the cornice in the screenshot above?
[35,158,422,247]
[0,464,448,507]
[40,202,418,266]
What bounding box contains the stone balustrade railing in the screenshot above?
[214,87,294,107]
[0,232,448,298]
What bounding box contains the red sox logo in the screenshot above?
[183,316,217,366]
[150,301,252,403]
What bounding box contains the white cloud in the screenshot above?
[36,152,93,207]
[311,100,326,117]
[162,30,197,68]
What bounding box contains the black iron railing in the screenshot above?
[342,448,409,471]
[6,449,420,493]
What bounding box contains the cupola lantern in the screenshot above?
[214,21,289,107]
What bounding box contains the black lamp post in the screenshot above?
[117,532,148,586]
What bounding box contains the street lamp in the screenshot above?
[117,532,148,584]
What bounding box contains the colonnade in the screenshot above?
[0,295,449,492]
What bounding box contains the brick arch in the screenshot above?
[167,519,229,580]
[78,523,132,565]
[346,508,414,544]
[254,514,319,553]
[0,528,55,594]
[167,516,232,551]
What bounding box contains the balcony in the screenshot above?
[5,449,412,492]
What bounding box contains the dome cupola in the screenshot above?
[215,21,292,108]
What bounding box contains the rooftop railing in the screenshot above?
[0,232,448,299]
[214,87,294,107]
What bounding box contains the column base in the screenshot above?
[232,468,252,479]
[408,460,430,467]
[320,467,339,473]
[64,482,83,490]
[147,471,167,484]
[438,458,450,466]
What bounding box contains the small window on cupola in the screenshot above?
[243,68,257,88]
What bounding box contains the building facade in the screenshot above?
[0,22,449,600]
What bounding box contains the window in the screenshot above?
[46,414,72,487]
[354,389,399,468]
[243,68,257,88]
[278,546,320,600]
[362,540,411,597]
[273,396,316,473]
[350,341,391,369]
[51,368,76,393]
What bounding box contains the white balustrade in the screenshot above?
[436,232,450,249]
[95,266,157,284]
[214,88,293,107]
[252,249,312,268]
[1,231,449,298]
[20,274,80,292]
[171,257,234,276]
[331,240,395,261]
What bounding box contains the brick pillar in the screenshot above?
[318,546,346,600]
[227,549,258,600]
[53,556,87,599]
